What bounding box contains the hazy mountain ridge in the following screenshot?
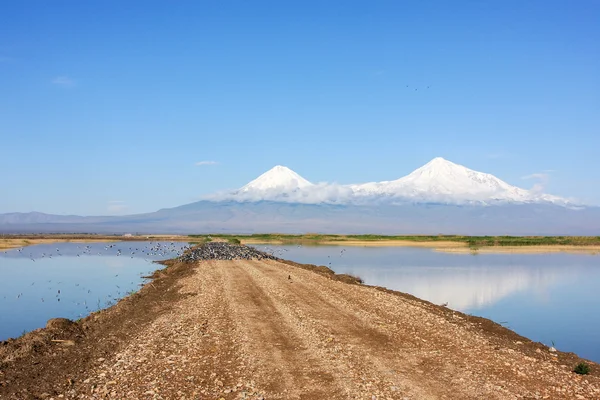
[2,201,599,235]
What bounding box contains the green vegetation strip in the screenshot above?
[188,234,600,248]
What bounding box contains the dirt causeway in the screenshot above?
[1,257,599,399]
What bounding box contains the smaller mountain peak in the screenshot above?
[239,165,313,192]
[424,157,456,166]
[414,157,463,173]
[270,165,291,172]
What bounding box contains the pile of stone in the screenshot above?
[179,242,280,262]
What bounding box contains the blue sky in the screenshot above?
[1,1,599,215]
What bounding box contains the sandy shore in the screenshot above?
[0,238,118,250]
[239,239,464,248]
[318,239,466,248]
[0,235,190,250]
[438,245,600,254]
[1,253,598,399]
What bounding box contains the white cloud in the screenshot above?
[522,172,550,194]
[195,161,218,166]
[206,182,355,205]
[52,76,76,86]
[522,173,549,181]
[107,200,128,213]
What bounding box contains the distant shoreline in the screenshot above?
[4,233,598,254]
[241,239,600,254]
[436,245,600,254]
[196,234,600,254]
[0,234,189,251]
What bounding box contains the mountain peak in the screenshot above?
[349,157,548,204]
[395,157,519,196]
[239,165,313,193]
[430,156,449,163]
[420,157,460,170]
[270,165,290,171]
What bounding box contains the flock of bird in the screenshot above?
[9,241,189,262]
[178,241,281,262]
[1,242,190,322]
[1,241,350,338]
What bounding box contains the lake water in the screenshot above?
[256,244,600,363]
[1,242,599,364]
[0,241,188,341]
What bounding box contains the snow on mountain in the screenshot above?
[350,157,565,205]
[219,159,574,206]
[221,165,352,203]
[238,165,313,193]
[351,157,517,196]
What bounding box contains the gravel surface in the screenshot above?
[1,250,599,399]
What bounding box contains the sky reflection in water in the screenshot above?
[0,241,188,341]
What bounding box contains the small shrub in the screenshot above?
[573,362,590,375]
[228,238,241,245]
[334,274,364,285]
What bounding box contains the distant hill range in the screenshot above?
[2,158,599,235]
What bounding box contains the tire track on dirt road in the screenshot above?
[220,260,354,399]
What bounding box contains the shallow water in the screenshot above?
[255,244,600,363]
[0,241,188,341]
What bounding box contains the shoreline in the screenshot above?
[0,234,600,255]
[437,245,600,254]
[1,244,598,399]
[242,238,600,254]
[2,233,600,254]
[0,234,190,251]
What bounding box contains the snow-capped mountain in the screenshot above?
[1,158,595,235]
[217,158,573,207]
[350,157,568,205]
[238,165,313,193]
[224,165,353,204]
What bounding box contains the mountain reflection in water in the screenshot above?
[257,245,600,362]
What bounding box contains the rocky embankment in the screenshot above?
[178,241,280,262]
[1,243,599,399]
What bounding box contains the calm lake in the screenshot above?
[258,244,600,363]
[0,241,188,341]
[1,242,599,364]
